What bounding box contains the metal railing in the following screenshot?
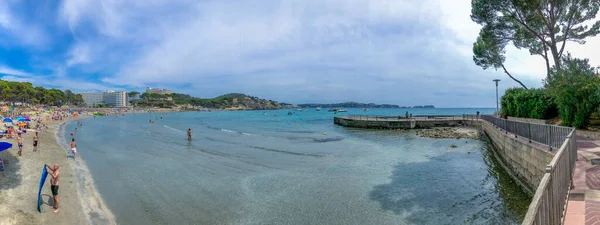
[480,115,572,151]
[521,130,577,225]
[478,115,576,225]
[345,114,468,121]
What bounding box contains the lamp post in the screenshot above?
[493,79,500,117]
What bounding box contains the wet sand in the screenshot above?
[0,116,115,225]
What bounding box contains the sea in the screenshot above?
[60,108,531,225]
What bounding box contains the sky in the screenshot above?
[0,0,599,108]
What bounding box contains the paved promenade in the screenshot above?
[564,134,600,225]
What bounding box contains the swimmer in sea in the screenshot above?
[187,129,192,141]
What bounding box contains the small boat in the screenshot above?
[316,107,321,111]
[287,111,294,115]
[363,108,369,111]
[329,108,346,113]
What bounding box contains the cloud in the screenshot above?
[0,0,597,107]
[0,65,33,77]
[66,42,91,66]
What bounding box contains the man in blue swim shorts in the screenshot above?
[17,133,23,156]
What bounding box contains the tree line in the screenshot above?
[0,80,84,106]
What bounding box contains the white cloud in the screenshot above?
[47,0,600,106]
[67,42,91,66]
[0,65,33,77]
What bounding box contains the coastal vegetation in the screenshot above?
[499,56,600,128]
[546,55,600,128]
[133,92,289,110]
[472,0,600,129]
[471,0,600,89]
[500,88,557,120]
[0,80,84,106]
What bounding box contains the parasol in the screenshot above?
[3,118,12,123]
[0,142,13,171]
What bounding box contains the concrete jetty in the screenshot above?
[333,114,480,129]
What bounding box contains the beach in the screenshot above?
[0,116,114,225]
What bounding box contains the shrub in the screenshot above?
[500,88,558,119]
[546,54,600,129]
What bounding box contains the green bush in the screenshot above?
[500,88,558,119]
[547,54,600,129]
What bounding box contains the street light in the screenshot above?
[493,79,501,117]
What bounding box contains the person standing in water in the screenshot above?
[70,138,77,161]
[33,132,39,152]
[17,133,23,156]
[45,163,60,213]
[187,129,192,141]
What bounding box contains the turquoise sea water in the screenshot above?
[61,108,531,225]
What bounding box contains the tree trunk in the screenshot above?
[550,43,561,72]
[501,64,529,89]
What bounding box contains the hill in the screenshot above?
[135,92,292,110]
[298,102,400,108]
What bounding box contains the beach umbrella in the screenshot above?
[17,123,26,127]
[0,142,12,170]
[3,118,12,123]
[0,142,12,152]
[15,118,26,121]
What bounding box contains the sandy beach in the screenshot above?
[0,116,115,225]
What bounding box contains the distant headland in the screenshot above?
[297,102,435,109]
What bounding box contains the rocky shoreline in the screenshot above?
[414,127,479,139]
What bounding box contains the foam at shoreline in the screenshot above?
[56,119,116,225]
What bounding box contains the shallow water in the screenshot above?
[63,108,530,225]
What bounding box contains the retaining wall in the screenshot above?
[481,121,554,193]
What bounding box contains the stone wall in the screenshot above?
[507,116,551,125]
[333,117,468,129]
[577,129,600,140]
[481,121,554,193]
[333,117,416,129]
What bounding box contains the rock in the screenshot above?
[414,127,478,139]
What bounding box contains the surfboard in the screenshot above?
[37,166,48,212]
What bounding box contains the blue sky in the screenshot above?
[0,0,599,107]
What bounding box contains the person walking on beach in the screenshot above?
[17,133,23,156]
[70,138,77,161]
[187,129,192,141]
[45,163,60,213]
[33,132,39,152]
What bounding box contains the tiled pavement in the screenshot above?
[564,135,600,225]
[586,201,600,225]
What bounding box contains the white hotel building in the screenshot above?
[80,90,128,107]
